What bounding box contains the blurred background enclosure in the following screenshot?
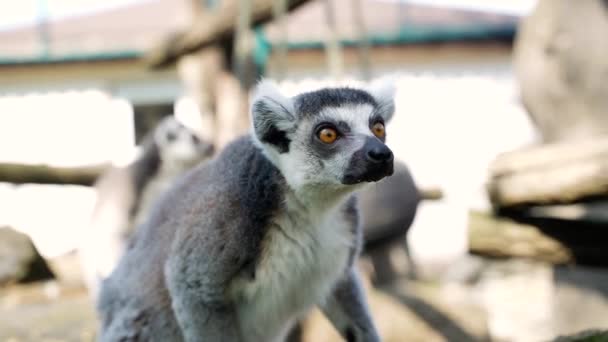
[1,0,608,341]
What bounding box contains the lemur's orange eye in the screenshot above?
[372,122,386,139]
[318,127,338,144]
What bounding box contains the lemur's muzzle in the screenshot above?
[342,137,394,184]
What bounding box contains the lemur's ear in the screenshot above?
[251,80,296,153]
[368,77,397,123]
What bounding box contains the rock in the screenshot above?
[0,227,54,286]
[514,0,608,142]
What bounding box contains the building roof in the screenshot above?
[0,0,190,65]
[0,0,519,67]
[262,0,519,48]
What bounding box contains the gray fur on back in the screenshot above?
[97,137,288,341]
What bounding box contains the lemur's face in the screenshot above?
[155,117,214,166]
[251,80,396,192]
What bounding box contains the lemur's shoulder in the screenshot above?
[159,135,286,220]
[152,136,286,260]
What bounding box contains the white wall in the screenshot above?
[0,90,135,166]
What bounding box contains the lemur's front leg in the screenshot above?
[164,227,244,342]
[321,268,381,342]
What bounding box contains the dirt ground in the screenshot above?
[0,282,96,342]
[0,254,489,342]
[6,251,608,342]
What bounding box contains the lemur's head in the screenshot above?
[251,79,396,193]
[153,116,214,167]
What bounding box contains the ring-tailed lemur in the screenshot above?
[79,116,214,300]
[97,79,397,342]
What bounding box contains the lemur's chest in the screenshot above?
[232,207,354,341]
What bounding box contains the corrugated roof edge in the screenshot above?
[0,23,514,67]
[0,50,142,66]
[270,23,517,50]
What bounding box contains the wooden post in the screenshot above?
[145,0,313,68]
[272,0,289,80]
[352,0,371,80]
[233,0,254,86]
[215,71,251,149]
[176,48,224,144]
[323,0,344,80]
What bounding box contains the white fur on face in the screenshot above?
[153,117,212,171]
[277,104,379,196]
[250,79,396,199]
[367,76,397,122]
[319,104,376,135]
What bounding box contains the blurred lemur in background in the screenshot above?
[97,79,397,342]
[359,160,420,284]
[79,116,214,300]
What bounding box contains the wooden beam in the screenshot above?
[487,137,608,207]
[468,211,573,264]
[271,0,288,80]
[322,0,344,79]
[0,162,107,186]
[419,187,443,201]
[489,137,608,178]
[146,0,312,69]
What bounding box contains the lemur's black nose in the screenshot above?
[366,141,393,163]
[342,137,395,184]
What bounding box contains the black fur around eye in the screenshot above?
[369,117,384,127]
[315,123,336,134]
